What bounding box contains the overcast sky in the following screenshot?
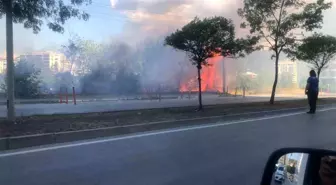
[0,0,336,55]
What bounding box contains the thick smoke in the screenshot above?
[135,39,190,89]
[42,35,313,96]
[51,37,193,95]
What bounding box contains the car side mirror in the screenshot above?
[261,148,336,185]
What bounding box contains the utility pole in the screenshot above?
[6,0,15,121]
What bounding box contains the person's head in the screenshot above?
[310,70,317,77]
[319,156,336,185]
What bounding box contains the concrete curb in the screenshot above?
[0,104,333,151]
[0,96,179,105]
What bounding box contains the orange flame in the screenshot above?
[180,55,223,92]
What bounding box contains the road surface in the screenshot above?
[0,96,301,117]
[1,108,336,185]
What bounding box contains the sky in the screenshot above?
[0,0,336,55]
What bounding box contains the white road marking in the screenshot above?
[0,107,335,157]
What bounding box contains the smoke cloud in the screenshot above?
[113,0,243,42]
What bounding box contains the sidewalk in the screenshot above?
[0,95,180,105]
[0,96,302,118]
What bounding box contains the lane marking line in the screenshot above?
[0,107,335,157]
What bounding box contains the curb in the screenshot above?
[0,97,179,105]
[0,104,333,151]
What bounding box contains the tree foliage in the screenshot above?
[291,33,336,78]
[62,35,84,74]
[164,16,258,110]
[236,73,253,90]
[165,17,234,65]
[0,0,91,33]
[238,0,332,104]
[1,59,42,98]
[80,63,140,95]
[62,35,103,76]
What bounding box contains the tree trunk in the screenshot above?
[197,64,203,110]
[317,69,321,81]
[317,69,321,98]
[270,54,279,104]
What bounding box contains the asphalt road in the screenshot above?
[0,96,300,117]
[1,108,336,185]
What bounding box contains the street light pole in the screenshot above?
[6,0,15,121]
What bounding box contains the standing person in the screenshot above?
[305,70,319,114]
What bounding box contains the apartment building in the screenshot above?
[279,60,298,84]
[19,51,71,74]
[0,52,19,74]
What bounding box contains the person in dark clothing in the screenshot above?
[305,70,319,114]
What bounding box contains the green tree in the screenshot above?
[1,60,42,98]
[62,35,103,76]
[0,0,91,33]
[2,0,91,120]
[238,0,332,104]
[62,35,85,75]
[291,33,336,79]
[236,72,252,97]
[164,16,257,110]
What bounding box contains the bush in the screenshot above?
[80,64,140,95]
[1,60,42,98]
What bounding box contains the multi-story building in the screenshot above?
[0,51,19,74]
[19,51,71,74]
[279,60,298,84]
[17,51,71,85]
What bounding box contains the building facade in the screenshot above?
[279,60,298,85]
[19,51,70,74]
[0,51,19,74]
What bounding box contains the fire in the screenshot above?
[180,55,224,92]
